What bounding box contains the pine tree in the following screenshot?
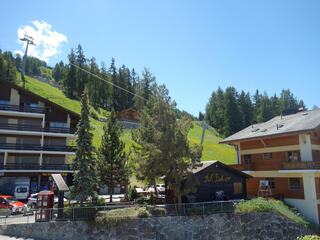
[109,58,119,110]
[238,91,253,128]
[222,87,243,136]
[205,87,225,134]
[72,90,98,205]
[75,44,87,96]
[132,85,201,203]
[65,49,77,98]
[98,110,128,203]
[133,68,156,110]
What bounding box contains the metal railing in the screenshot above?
[0,143,77,152]
[0,103,47,114]
[0,200,242,225]
[0,163,72,170]
[0,123,74,134]
[280,161,320,170]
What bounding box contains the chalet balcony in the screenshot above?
[0,123,75,134]
[0,143,77,152]
[0,163,72,171]
[280,161,320,170]
[0,103,47,114]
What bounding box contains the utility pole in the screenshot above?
[200,121,208,146]
[20,34,36,88]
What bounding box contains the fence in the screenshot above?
[0,200,242,225]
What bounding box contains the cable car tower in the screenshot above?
[20,34,36,87]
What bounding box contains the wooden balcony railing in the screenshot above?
[280,161,320,170]
[0,163,72,171]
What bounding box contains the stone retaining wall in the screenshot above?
[0,212,314,240]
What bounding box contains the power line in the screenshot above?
[70,63,147,101]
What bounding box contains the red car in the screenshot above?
[0,195,26,214]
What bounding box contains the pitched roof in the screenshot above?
[191,160,251,177]
[221,109,320,143]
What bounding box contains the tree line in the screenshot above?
[205,87,305,137]
[52,44,158,112]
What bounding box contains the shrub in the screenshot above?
[148,206,167,216]
[127,186,138,201]
[137,208,150,218]
[96,197,106,206]
[297,235,320,240]
[137,197,147,204]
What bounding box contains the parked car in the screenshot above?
[146,184,165,194]
[0,195,28,214]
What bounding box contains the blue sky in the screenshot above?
[1,0,319,115]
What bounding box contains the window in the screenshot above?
[233,182,242,194]
[243,155,251,164]
[289,178,301,191]
[288,151,300,162]
[0,100,10,105]
[263,153,273,160]
[265,178,275,189]
[50,122,68,128]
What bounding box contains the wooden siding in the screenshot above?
[246,177,304,199]
[240,135,299,150]
[117,109,139,122]
[311,131,320,145]
[240,151,290,171]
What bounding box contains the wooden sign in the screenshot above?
[204,173,231,183]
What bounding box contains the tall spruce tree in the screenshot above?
[223,87,243,136]
[72,90,98,205]
[132,85,201,203]
[65,48,77,98]
[98,110,128,203]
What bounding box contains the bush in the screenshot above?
[137,208,150,218]
[127,186,138,201]
[148,206,167,216]
[96,197,106,206]
[297,236,320,240]
[137,197,147,204]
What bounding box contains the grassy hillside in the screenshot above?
[188,123,236,164]
[22,76,236,164]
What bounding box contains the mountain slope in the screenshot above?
[22,76,236,164]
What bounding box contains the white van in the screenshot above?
[14,185,30,200]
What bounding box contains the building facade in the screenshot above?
[221,109,320,224]
[166,161,250,203]
[0,80,79,195]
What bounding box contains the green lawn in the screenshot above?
[188,122,236,163]
[235,198,309,226]
[22,76,236,164]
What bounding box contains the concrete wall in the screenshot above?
[0,212,313,240]
[285,172,319,224]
